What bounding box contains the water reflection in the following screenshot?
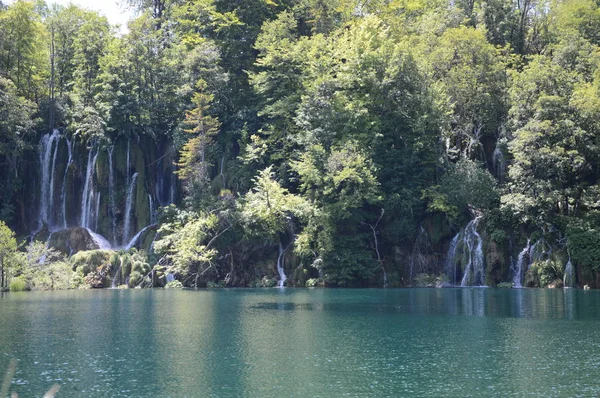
[251,288,592,320]
[2,288,600,397]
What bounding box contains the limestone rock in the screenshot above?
[48,227,105,255]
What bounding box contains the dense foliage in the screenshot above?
[3,0,600,288]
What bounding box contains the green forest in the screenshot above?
[2,0,600,291]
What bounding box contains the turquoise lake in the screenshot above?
[1,288,600,397]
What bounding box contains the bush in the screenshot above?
[414,273,437,287]
[526,260,564,288]
[165,280,183,289]
[497,282,513,288]
[71,250,114,275]
[306,278,324,287]
[9,278,26,292]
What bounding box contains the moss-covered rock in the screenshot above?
[48,227,108,255]
[485,239,509,286]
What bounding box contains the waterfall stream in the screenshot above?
[125,224,155,250]
[123,173,138,245]
[38,130,60,230]
[80,149,98,229]
[564,258,575,288]
[112,259,123,288]
[60,138,72,229]
[108,146,117,243]
[277,242,288,288]
[512,240,531,288]
[446,217,485,286]
[34,135,173,253]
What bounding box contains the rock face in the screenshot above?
[48,227,103,255]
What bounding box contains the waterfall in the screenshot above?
[86,228,112,249]
[169,181,175,205]
[126,139,131,191]
[445,234,460,285]
[460,217,484,286]
[94,192,101,231]
[410,226,431,283]
[80,149,98,229]
[123,172,138,245]
[107,146,117,243]
[148,194,157,224]
[564,258,575,288]
[512,240,531,288]
[276,241,288,288]
[446,217,485,286]
[48,135,60,226]
[492,146,505,181]
[38,129,60,230]
[112,259,123,288]
[60,138,72,229]
[124,224,155,250]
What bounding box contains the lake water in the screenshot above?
[1,288,600,397]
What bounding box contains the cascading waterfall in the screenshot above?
[112,259,123,288]
[277,241,288,288]
[60,138,72,229]
[107,146,117,243]
[80,149,98,229]
[94,193,101,232]
[446,217,485,286]
[148,194,157,224]
[492,146,506,181]
[125,224,156,250]
[126,139,130,187]
[86,228,112,249]
[564,257,575,288]
[512,240,531,288]
[445,234,460,285]
[38,130,61,230]
[35,135,174,253]
[123,172,138,245]
[460,217,484,286]
[48,135,60,225]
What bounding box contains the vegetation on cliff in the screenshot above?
[3,0,600,288]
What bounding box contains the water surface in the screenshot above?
[1,288,599,397]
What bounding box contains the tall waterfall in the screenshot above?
[277,241,287,288]
[492,145,506,181]
[148,194,157,224]
[107,146,117,243]
[123,172,138,245]
[446,217,485,286]
[35,135,173,251]
[564,258,575,288]
[38,130,60,230]
[60,137,72,229]
[80,149,98,229]
[512,240,531,288]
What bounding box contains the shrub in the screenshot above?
[165,280,183,289]
[414,273,437,287]
[9,278,26,292]
[71,250,114,275]
[497,282,513,288]
[306,278,324,287]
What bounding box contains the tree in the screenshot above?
[0,220,18,289]
[177,79,220,196]
[0,0,47,101]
